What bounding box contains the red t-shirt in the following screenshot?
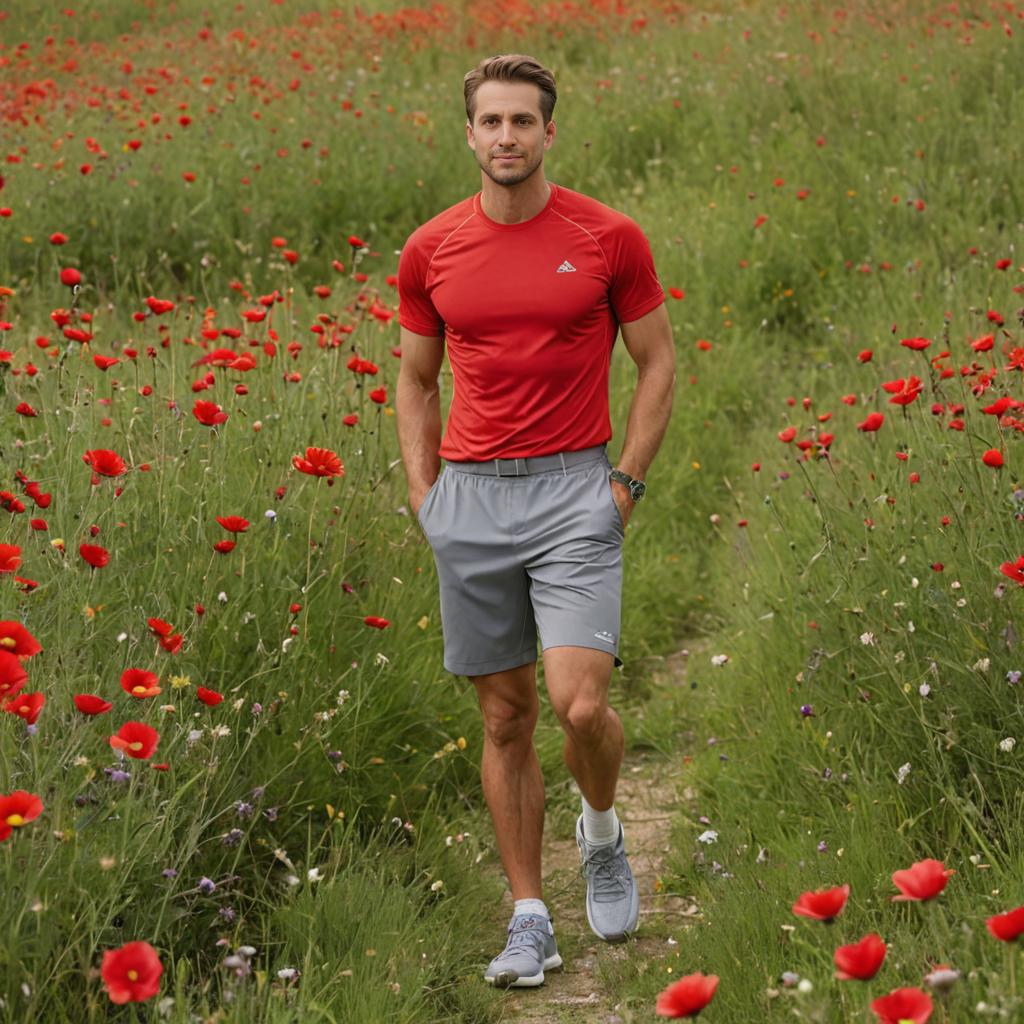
[397,182,664,461]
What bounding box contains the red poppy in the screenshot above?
[858,412,884,432]
[0,622,41,660]
[196,686,223,706]
[50,232,68,245]
[982,449,1004,468]
[292,447,344,478]
[369,386,387,405]
[999,557,1024,584]
[777,426,797,443]
[986,906,1024,942]
[668,287,685,300]
[213,540,236,555]
[364,616,390,629]
[891,859,954,901]
[982,396,1015,416]
[3,691,45,724]
[0,790,43,842]
[80,543,110,569]
[216,516,249,533]
[0,544,20,574]
[857,349,873,362]
[972,333,995,352]
[348,234,366,248]
[193,400,228,426]
[15,401,37,416]
[655,973,719,1018]
[60,267,81,286]
[834,932,886,980]
[110,721,160,759]
[900,337,931,350]
[0,651,28,698]
[101,941,163,1004]
[83,449,126,477]
[792,883,849,922]
[342,413,359,426]
[147,617,174,638]
[870,986,933,1023]
[158,633,183,654]
[74,693,113,715]
[121,669,161,698]
[145,297,174,315]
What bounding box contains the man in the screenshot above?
[394,54,675,989]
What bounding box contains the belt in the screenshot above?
[446,445,607,477]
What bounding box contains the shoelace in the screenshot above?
[580,845,631,902]
[496,917,548,959]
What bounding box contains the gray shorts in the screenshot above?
[416,445,624,677]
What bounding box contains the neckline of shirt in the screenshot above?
[473,182,559,231]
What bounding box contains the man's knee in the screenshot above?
[481,699,538,748]
[558,697,609,744]
[473,663,539,749]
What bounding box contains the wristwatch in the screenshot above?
[609,468,646,502]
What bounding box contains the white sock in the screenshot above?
[513,898,550,921]
[581,796,620,847]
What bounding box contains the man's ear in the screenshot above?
[544,119,556,149]
[465,120,475,149]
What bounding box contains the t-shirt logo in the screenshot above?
[555,260,577,273]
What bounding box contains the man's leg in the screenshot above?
[471,660,544,900]
[543,644,637,943]
[541,646,623,810]
[474,661,563,988]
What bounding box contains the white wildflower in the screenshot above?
[998,737,1016,753]
[697,830,719,844]
[896,762,912,785]
[430,879,444,892]
[710,654,729,667]
[918,683,931,697]
[973,657,990,672]
[859,632,875,646]
[307,867,323,883]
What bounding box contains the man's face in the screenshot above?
[466,80,555,188]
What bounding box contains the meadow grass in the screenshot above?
[1,0,1022,1020]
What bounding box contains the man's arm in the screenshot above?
[611,302,676,524]
[395,325,446,516]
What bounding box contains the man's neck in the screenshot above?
[479,176,551,225]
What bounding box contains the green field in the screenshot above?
[1,0,1022,1020]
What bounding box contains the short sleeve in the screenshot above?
[608,217,665,324]
[397,232,444,336]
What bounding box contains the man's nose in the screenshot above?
[498,119,516,145]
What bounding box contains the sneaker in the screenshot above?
[576,814,639,942]
[483,913,562,988]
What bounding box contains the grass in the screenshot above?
[0,0,1022,1020]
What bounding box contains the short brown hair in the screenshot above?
[464,54,557,125]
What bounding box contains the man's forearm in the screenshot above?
[395,373,443,506]
[613,360,676,481]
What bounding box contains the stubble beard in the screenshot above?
[478,148,544,188]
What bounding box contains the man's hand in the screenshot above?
[409,483,435,520]
[609,479,634,529]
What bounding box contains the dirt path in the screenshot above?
[494,655,701,1023]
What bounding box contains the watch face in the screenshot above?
[629,480,646,501]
